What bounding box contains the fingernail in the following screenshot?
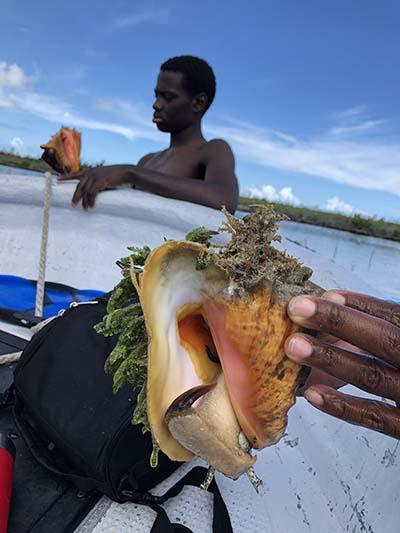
[323,291,346,305]
[288,297,316,319]
[304,389,324,407]
[286,336,313,360]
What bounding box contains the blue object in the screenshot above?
[0,275,105,319]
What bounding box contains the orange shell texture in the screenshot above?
[40,127,81,173]
[203,284,302,449]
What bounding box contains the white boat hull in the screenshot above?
[1,172,397,532]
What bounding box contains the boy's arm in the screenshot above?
[59,140,239,213]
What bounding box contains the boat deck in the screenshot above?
[1,172,398,532]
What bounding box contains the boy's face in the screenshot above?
[152,70,200,133]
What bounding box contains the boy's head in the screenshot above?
[160,55,216,113]
[153,56,216,132]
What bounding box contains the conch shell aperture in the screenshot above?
[40,127,81,174]
[127,207,313,481]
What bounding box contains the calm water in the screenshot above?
[0,164,43,176]
[280,221,400,299]
[2,165,399,299]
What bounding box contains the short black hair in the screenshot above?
[160,55,216,112]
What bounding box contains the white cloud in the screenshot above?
[206,117,400,198]
[10,92,140,140]
[10,136,25,153]
[245,184,300,205]
[112,8,170,29]
[1,59,400,203]
[322,196,355,215]
[329,105,385,136]
[0,89,12,109]
[7,89,162,144]
[330,119,385,136]
[0,61,29,88]
[0,62,157,142]
[332,105,367,121]
[280,186,300,204]
[0,61,36,109]
[0,58,161,144]
[321,196,367,216]
[0,60,159,143]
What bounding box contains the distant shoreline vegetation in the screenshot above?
[1,150,399,242]
[239,197,400,243]
[0,150,52,173]
[0,150,96,173]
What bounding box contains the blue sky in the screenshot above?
[1,0,400,220]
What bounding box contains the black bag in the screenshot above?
[12,299,233,533]
[1,330,104,533]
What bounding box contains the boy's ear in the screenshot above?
[192,93,208,114]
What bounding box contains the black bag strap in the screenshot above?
[121,466,233,533]
[149,506,192,533]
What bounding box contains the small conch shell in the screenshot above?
[40,127,81,174]
[135,239,308,478]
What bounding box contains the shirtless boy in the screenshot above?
[60,57,400,443]
[60,55,239,214]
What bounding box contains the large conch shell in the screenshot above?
[134,229,310,481]
[40,127,81,174]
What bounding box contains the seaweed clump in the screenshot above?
[188,205,312,294]
[94,245,160,465]
[215,205,312,293]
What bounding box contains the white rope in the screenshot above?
[0,175,54,365]
[0,351,22,364]
[0,174,53,365]
[35,172,52,318]
[30,315,56,334]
